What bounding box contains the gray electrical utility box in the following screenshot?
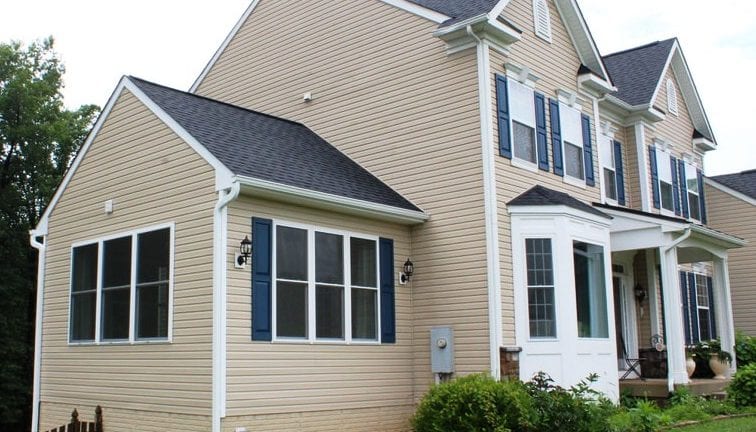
[430,326,454,373]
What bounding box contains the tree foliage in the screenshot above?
[0,37,98,431]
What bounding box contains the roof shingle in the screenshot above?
[603,38,676,107]
[129,77,421,212]
[508,185,610,219]
[709,170,756,200]
[407,0,500,26]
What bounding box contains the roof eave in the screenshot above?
[433,15,521,54]
[577,72,617,96]
[601,96,666,123]
[235,175,429,225]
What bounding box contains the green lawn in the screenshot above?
[671,416,756,431]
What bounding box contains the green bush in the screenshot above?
[735,331,756,367]
[728,363,756,407]
[411,374,534,432]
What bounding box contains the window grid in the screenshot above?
[526,238,556,338]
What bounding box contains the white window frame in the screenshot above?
[67,222,175,345]
[525,237,557,339]
[655,148,675,216]
[693,273,711,342]
[599,133,618,205]
[532,0,552,42]
[271,219,381,345]
[667,78,679,116]
[508,79,539,171]
[683,161,701,221]
[560,102,586,187]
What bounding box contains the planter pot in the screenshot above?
[709,358,729,380]
[686,357,696,377]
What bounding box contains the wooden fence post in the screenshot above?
[95,405,103,432]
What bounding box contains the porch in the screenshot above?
[620,378,730,399]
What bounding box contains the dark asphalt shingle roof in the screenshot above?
[709,170,756,200]
[508,185,610,219]
[129,77,421,212]
[603,38,676,107]
[407,0,500,26]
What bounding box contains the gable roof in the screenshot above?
[406,0,500,25]
[603,38,676,107]
[708,170,756,202]
[128,77,422,212]
[508,185,610,219]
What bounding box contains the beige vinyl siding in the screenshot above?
[223,405,414,432]
[705,185,756,335]
[623,125,642,211]
[225,196,414,423]
[40,90,215,432]
[195,0,489,400]
[41,402,210,432]
[493,0,603,344]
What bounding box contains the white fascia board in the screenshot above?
[671,48,716,145]
[123,78,235,191]
[379,0,449,23]
[690,224,747,249]
[648,41,678,110]
[705,178,756,206]
[235,175,428,225]
[488,0,512,20]
[33,76,130,236]
[190,0,261,93]
[599,207,686,232]
[602,95,666,124]
[578,73,617,96]
[507,204,612,227]
[554,0,612,84]
[433,17,521,54]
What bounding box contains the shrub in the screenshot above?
[735,331,756,367]
[411,374,534,432]
[728,363,756,407]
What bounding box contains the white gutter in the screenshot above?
[468,25,503,379]
[212,182,240,432]
[29,230,47,432]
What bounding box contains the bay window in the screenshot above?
[526,238,556,338]
[573,241,609,338]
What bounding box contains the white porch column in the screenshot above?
[713,256,737,375]
[659,246,688,390]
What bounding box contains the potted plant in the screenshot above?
[706,339,733,379]
[684,345,698,377]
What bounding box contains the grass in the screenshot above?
[670,415,756,431]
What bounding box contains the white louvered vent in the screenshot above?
[667,78,679,115]
[533,0,552,42]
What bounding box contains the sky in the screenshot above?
[1,1,754,176]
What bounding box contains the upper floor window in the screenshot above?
[274,223,379,342]
[560,103,585,182]
[509,80,538,166]
[600,135,618,202]
[533,0,552,42]
[655,149,675,213]
[70,225,172,343]
[684,162,701,221]
[666,79,678,115]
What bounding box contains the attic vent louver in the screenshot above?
[533,0,552,42]
[667,78,679,115]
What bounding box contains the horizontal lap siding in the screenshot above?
[196,0,489,408]
[495,0,603,345]
[705,186,756,335]
[623,125,642,210]
[225,196,414,421]
[40,90,215,431]
[222,405,414,432]
[41,402,210,432]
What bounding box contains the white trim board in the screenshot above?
[705,177,756,207]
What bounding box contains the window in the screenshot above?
[533,0,552,42]
[69,225,172,343]
[526,238,556,338]
[274,223,379,342]
[684,162,701,220]
[573,241,609,338]
[656,149,675,212]
[509,80,538,165]
[600,135,617,201]
[560,103,584,181]
[667,79,678,115]
[695,273,711,341]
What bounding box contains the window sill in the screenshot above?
[510,157,539,173]
[269,338,382,346]
[563,175,586,189]
[527,337,560,343]
[68,339,171,346]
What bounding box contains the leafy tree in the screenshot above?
[0,37,98,431]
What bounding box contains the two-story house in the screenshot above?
[29,1,744,431]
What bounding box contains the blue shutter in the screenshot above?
[495,74,512,159]
[549,99,563,176]
[649,147,661,209]
[688,272,700,343]
[680,271,691,345]
[707,276,717,339]
[251,218,273,341]
[679,160,689,219]
[534,93,549,171]
[671,156,681,216]
[581,114,595,186]
[614,140,625,206]
[697,169,707,224]
[379,238,396,343]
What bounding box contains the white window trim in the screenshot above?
[572,236,611,340]
[683,161,701,222]
[507,79,539,171]
[67,222,175,345]
[270,219,382,345]
[693,273,710,341]
[598,133,618,205]
[655,147,676,217]
[559,102,586,186]
[524,236,558,340]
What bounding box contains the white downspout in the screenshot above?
[30,230,47,432]
[467,24,503,379]
[660,228,691,392]
[212,182,240,432]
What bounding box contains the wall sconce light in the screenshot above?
[237,236,252,266]
[399,258,414,284]
[634,284,646,303]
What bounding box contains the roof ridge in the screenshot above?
[128,75,307,129]
[603,37,676,59]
